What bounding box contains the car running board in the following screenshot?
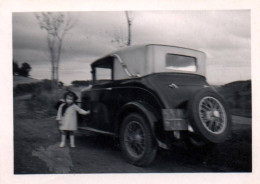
[78,126,115,136]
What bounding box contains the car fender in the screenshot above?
[116,101,169,149]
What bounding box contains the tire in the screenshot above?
[120,113,157,166]
[188,89,232,143]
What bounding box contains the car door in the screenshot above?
[90,59,115,132]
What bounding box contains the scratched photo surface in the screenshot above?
[13,10,251,174]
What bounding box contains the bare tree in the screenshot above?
[35,12,74,86]
[111,11,134,48]
[125,11,134,46]
[111,27,128,48]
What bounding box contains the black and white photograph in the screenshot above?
[11,9,252,175]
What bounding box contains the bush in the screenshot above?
[13,79,66,117]
[28,88,66,117]
[216,80,252,117]
[13,80,54,96]
[71,80,91,87]
[14,82,40,96]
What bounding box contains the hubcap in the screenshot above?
[124,121,145,159]
[198,96,227,134]
[213,110,220,118]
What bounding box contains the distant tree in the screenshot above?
[19,62,32,77]
[35,12,75,87]
[71,80,91,87]
[13,60,19,75]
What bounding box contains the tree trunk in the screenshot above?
[126,11,132,46]
[51,61,54,81]
[56,64,59,84]
[56,38,63,84]
[54,64,58,84]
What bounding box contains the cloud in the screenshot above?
[12,10,251,85]
[13,12,121,65]
[132,10,250,72]
[207,65,251,85]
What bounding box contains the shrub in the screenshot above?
[13,80,54,96]
[71,80,91,87]
[216,80,251,117]
[28,88,66,118]
[13,79,66,117]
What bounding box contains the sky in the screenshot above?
[12,10,251,85]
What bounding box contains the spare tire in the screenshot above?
[188,89,231,143]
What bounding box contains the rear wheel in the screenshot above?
[120,113,157,166]
[188,89,232,143]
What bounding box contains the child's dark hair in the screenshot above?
[61,91,78,116]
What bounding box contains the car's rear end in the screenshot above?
[113,44,231,146]
[136,45,232,146]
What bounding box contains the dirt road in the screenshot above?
[13,96,251,174]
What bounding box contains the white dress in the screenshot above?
[56,103,88,131]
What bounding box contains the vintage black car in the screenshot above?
[78,44,231,166]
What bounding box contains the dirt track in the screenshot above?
[14,96,252,174]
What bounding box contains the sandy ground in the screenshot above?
[13,96,252,174]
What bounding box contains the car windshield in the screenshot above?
[165,54,197,72]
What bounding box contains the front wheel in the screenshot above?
[120,113,157,166]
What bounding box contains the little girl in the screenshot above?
[56,91,90,148]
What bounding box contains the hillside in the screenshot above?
[13,75,39,87]
[215,80,251,117]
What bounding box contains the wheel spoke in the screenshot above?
[212,121,217,132]
[214,118,222,130]
[130,143,138,153]
[208,120,214,130]
[205,100,213,109]
[127,125,133,135]
[201,103,211,110]
[199,96,227,134]
[126,134,132,142]
[134,143,143,153]
[124,120,146,158]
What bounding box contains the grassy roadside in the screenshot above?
[13,95,59,174]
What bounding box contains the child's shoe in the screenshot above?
[59,135,66,147]
[70,135,76,148]
[59,142,65,147]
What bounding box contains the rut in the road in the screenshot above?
[32,143,73,173]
